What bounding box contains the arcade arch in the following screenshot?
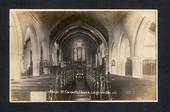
[23,25,40,77]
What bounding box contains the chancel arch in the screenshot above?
[49,17,109,72]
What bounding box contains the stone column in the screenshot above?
[33,58,40,76]
[117,60,124,76]
[105,50,109,74]
[131,56,143,78]
[59,49,62,62]
[43,68,48,75]
[43,60,49,75]
[11,56,21,80]
[121,59,126,76]
[95,54,98,66]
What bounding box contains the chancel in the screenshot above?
[10,10,157,102]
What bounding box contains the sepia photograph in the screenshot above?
[10,9,158,102]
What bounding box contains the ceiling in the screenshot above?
[30,11,128,30]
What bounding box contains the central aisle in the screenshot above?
[71,75,91,101]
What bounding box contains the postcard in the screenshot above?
[10,9,158,102]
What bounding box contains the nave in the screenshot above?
[11,62,155,101]
[10,10,157,101]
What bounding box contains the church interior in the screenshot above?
[10,10,157,101]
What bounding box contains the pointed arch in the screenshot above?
[24,25,40,76]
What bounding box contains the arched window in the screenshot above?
[73,40,86,62]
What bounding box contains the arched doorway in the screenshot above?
[125,58,132,76]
